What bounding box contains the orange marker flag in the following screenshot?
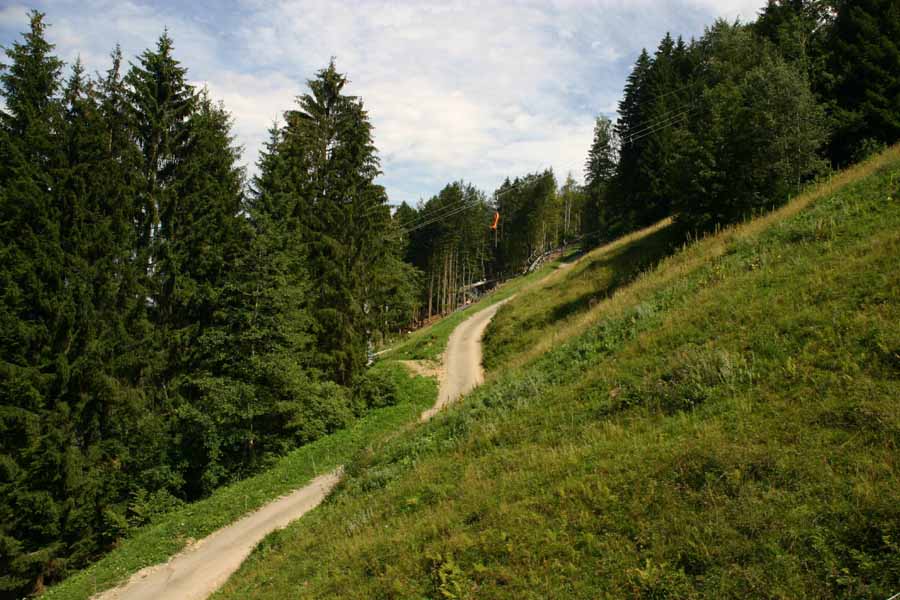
[491,211,500,230]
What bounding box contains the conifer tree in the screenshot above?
[672,22,827,229]
[277,61,391,385]
[639,33,693,222]
[612,49,652,232]
[583,116,617,240]
[826,0,900,164]
[0,11,68,595]
[245,123,354,460]
[160,92,251,495]
[124,31,195,283]
[493,171,556,273]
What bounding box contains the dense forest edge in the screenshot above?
[0,0,898,596]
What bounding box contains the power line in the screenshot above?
[622,98,699,142]
[623,103,702,146]
[398,194,482,231]
[642,77,703,105]
[398,171,549,235]
[401,202,477,234]
[401,200,481,234]
[627,104,693,139]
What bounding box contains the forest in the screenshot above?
[1,0,898,596]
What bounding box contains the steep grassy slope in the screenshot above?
[216,148,900,599]
[483,218,680,371]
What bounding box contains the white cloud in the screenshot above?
[230,0,611,202]
[686,0,764,22]
[1,0,769,204]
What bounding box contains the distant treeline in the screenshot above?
[395,172,586,322]
[583,0,899,238]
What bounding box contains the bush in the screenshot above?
[355,368,400,410]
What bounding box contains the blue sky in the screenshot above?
[1,0,764,205]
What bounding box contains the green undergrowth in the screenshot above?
[214,147,900,599]
[44,362,437,600]
[382,260,564,362]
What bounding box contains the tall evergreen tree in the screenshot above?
[159,92,253,496]
[612,49,653,232]
[0,11,68,595]
[124,31,195,277]
[246,122,354,457]
[673,21,827,229]
[826,0,900,164]
[277,61,391,385]
[583,116,617,240]
[639,33,695,222]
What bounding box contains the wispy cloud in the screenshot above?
[1,0,766,204]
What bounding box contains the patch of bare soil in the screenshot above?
[399,359,444,380]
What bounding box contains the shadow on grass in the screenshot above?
[548,225,683,324]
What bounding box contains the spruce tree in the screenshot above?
[124,31,195,281]
[611,49,652,233]
[639,33,694,223]
[672,22,827,229]
[0,11,68,596]
[826,0,900,164]
[583,116,617,240]
[278,61,391,385]
[160,92,250,496]
[246,121,354,460]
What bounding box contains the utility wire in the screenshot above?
[398,194,482,231]
[401,200,481,234]
[631,104,702,143]
[628,104,693,138]
[624,103,702,145]
[623,98,699,142]
[641,78,703,105]
[399,171,548,235]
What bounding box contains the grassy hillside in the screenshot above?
[215,146,900,599]
[483,218,680,372]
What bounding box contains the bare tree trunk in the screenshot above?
[447,250,454,312]
[428,268,434,319]
[441,251,449,315]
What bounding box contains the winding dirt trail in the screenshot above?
[421,298,510,421]
[94,471,341,600]
[94,300,507,600]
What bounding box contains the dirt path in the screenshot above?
[93,302,507,600]
[93,471,340,600]
[421,298,510,422]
